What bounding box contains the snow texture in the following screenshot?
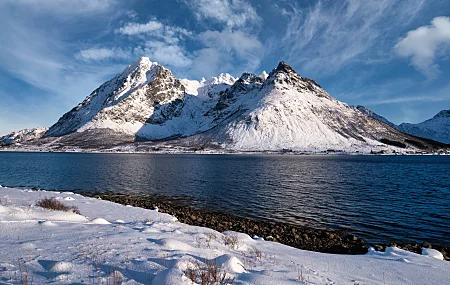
[0,127,48,146]
[357,106,450,144]
[0,187,449,285]
[397,110,450,144]
[9,58,445,152]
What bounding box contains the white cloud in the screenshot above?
[280,0,425,74]
[134,41,192,68]
[183,0,261,29]
[114,19,265,76]
[368,94,450,105]
[190,48,228,78]
[116,20,193,45]
[117,21,164,35]
[126,10,138,19]
[395,16,450,78]
[114,20,194,69]
[112,3,263,78]
[4,0,117,15]
[76,48,131,61]
[199,30,263,57]
[188,30,264,77]
[0,0,128,134]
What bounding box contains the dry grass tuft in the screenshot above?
[184,261,235,285]
[36,198,80,215]
[221,233,242,250]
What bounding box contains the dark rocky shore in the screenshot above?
[81,191,449,260]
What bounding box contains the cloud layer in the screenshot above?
[1,0,450,135]
[280,0,425,74]
[182,0,261,29]
[94,1,265,77]
[76,48,131,61]
[395,16,450,78]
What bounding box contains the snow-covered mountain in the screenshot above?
[355,105,397,128]
[0,127,48,146]
[396,110,450,144]
[45,58,187,137]
[38,58,445,152]
[177,62,439,152]
[356,106,450,144]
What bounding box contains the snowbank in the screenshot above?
[0,187,448,284]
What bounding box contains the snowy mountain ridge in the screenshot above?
[356,106,450,144]
[0,127,48,146]
[2,58,448,152]
[355,105,397,128]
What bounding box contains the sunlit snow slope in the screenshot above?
[40,58,443,151]
[397,110,450,144]
[0,127,48,146]
[357,107,450,144]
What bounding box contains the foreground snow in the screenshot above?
[0,188,448,285]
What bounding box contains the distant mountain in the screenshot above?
[355,105,397,128]
[397,110,450,144]
[0,127,48,146]
[356,106,450,144]
[5,57,446,153]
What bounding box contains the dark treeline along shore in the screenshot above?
[81,191,450,261]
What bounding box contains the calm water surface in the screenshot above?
[0,152,449,245]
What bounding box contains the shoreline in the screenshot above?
[1,187,449,284]
[81,191,449,260]
[1,149,448,156]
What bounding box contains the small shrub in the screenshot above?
[184,261,235,285]
[36,198,80,214]
[250,246,263,261]
[221,233,242,250]
[206,231,218,249]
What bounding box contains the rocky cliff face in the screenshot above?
[45,57,186,138]
[38,58,445,152]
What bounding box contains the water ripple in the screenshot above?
[0,153,449,245]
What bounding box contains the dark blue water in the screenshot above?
[0,152,449,245]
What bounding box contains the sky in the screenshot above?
[1,0,450,136]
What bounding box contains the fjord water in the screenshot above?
[0,152,449,245]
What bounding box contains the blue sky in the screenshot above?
[1,0,450,135]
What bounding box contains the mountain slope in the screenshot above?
[356,106,450,144]
[177,62,434,151]
[44,57,237,147]
[397,110,450,144]
[45,58,185,138]
[355,105,397,128]
[0,127,48,146]
[39,58,447,152]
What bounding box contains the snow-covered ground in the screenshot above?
[0,187,448,285]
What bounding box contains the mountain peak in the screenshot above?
[275,61,297,74]
[434,110,450,118]
[238,72,262,84]
[125,57,157,73]
[265,61,301,82]
[137,56,153,65]
[203,73,236,86]
[259,71,268,80]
